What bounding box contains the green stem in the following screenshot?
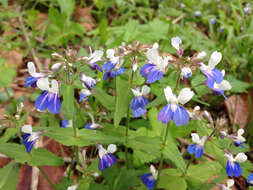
[154,123,170,189]
[68,147,75,179]
[38,166,56,190]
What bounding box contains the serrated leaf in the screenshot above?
[186,161,222,186]
[56,0,75,18]
[28,147,64,166]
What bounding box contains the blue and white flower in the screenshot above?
[61,119,72,128]
[140,43,171,84]
[196,51,207,60]
[219,179,234,190]
[80,73,96,90]
[247,174,253,185]
[171,36,183,56]
[130,85,150,118]
[35,78,61,114]
[195,11,201,17]
[85,113,101,130]
[22,125,41,154]
[24,62,45,88]
[210,18,216,24]
[181,67,192,80]
[102,49,125,80]
[141,165,158,190]
[225,152,247,177]
[211,70,232,99]
[200,51,223,89]
[67,184,79,190]
[187,133,207,158]
[98,144,117,171]
[80,47,104,72]
[158,86,194,126]
[229,129,246,148]
[79,83,92,102]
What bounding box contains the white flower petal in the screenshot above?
[235,152,247,163]
[224,153,234,162]
[226,179,234,187]
[131,88,141,97]
[51,62,62,72]
[49,80,59,94]
[27,62,36,76]
[214,80,232,91]
[90,50,103,63]
[221,69,225,77]
[171,37,182,51]
[98,145,107,158]
[177,88,194,105]
[141,85,150,96]
[152,43,159,49]
[37,78,50,91]
[191,133,200,143]
[150,165,158,179]
[164,86,174,103]
[107,144,117,154]
[106,49,115,59]
[67,184,79,190]
[237,129,244,136]
[197,51,206,59]
[200,136,207,145]
[22,125,33,134]
[146,48,160,65]
[208,51,222,70]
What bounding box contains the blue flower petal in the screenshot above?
[61,119,69,128]
[141,173,156,190]
[102,61,115,71]
[173,106,189,126]
[247,174,253,185]
[99,153,117,170]
[233,162,242,177]
[35,91,49,111]
[22,133,37,154]
[157,104,173,124]
[132,107,147,118]
[195,145,204,158]
[140,64,156,78]
[24,76,38,88]
[146,69,163,84]
[48,93,61,114]
[187,144,196,154]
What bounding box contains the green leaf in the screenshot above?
[0,128,17,143]
[56,0,75,18]
[28,147,64,166]
[93,87,115,111]
[114,77,132,127]
[226,75,250,93]
[191,74,206,87]
[186,161,222,186]
[157,176,187,190]
[61,85,75,119]
[0,63,16,88]
[0,143,28,163]
[123,20,138,42]
[94,0,104,10]
[0,161,19,190]
[115,168,140,190]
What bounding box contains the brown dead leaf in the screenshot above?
[74,6,95,31]
[17,165,32,190]
[225,94,250,128]
[0,49,23,67]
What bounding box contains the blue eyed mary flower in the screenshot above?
[211,70,232,99]
[158,86,194,126]
[24,62,45,88]
[187,133,206,158]
[181,67,192,80]
[247,174,253,185]
[61,119,72,128]
[130,85,150,118]
[79,87,92,102]
[79,47,104,72]
[98,144,117,170]
[35,78,61,114]
[141,165,158,190]
[80,73,96,90]
[224,152,247,177]
[195,11,201,17]
[229,129,246,148]
[140,43,170,84]
[219,179,234,190]
[102,49,125,80]
[22,125,41,154]
[85,113,101,130]
[200,51,223,89]
[171,37,183,56]
[210,18,216,24]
